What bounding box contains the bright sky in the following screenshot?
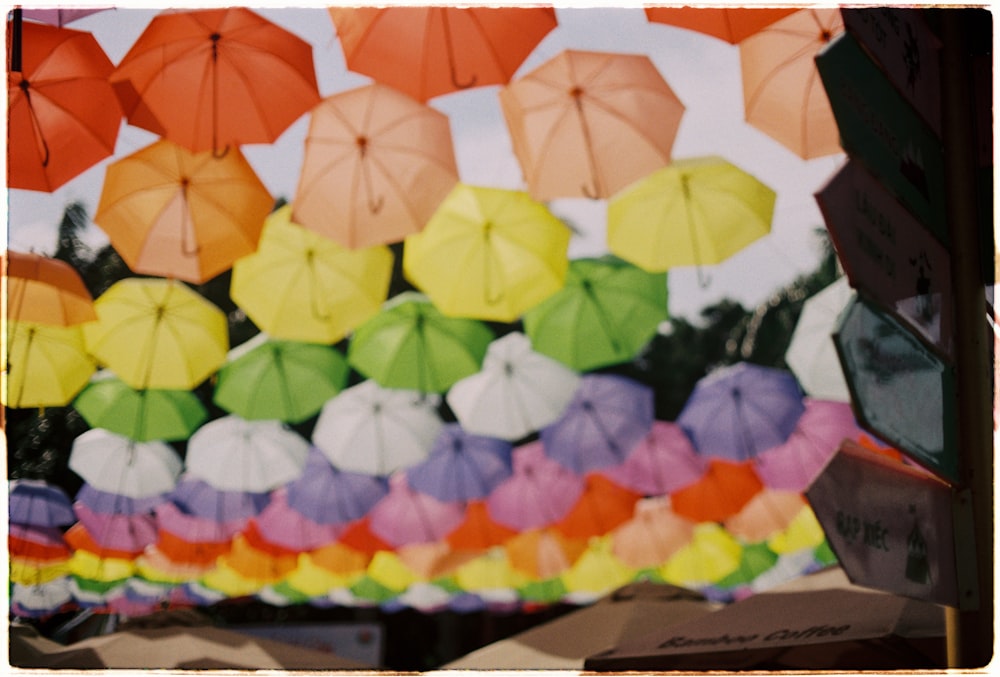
[5,3,847,320]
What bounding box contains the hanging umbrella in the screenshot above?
[446,332,581,441]
[10,556,70,586]
[407,424,513,503]
[522,257,668,372]
[73,371,208,442]
[312,380,443,477]
[540,374,654,474]
[504,528,586,580]
[767,503,827,555]
[3,321,96,409]
[670,458,764,523]
[347,292,494,393]
[8,21,122,192]
[784,277,854,402]
[213,333,349,424]
[311,541,372,578]
[485,441,585,532]
[293,83,459,249]
[94,139,273,284]
[3,251,96,325]
[69,429,183,499]
[610,496,695,569]
[9,524,70,562]
[607,156,776,276]
[644,7,797,43]
[230,205,393,344]
[10,579,74,619]
[75,483,166,517]
[169,475,269,523]
[64,523,144,561]
[598,420,707,496]
[336,517,393,557]
[284,448,388,525]
[499,49,685,200]
[20,8,108,26]
[739,8,844,159]
[329,6,557,103]
[659,522,743,587]
[712,541,781,593]
[367,474,465,548]
[722,489,808,543]
[560,536,634,600]
[402,184,571,322]
[82,277,228,390]
[110,7,320,155]
[552,475,642,541]
[185,416,310,493]
[445,501,518,552]
[72,503,158,555]
[453,549,526,596]
[250,490,342,553]
[677,362,805,461]
[9,479,76,527]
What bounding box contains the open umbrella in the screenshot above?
[552,475,642,541]
[659,522,743,588]
[446,501,518,551]
[8,21,122,192]
[20,8,108,26]
[72,503,158,555]
[499,49,685,200]
[69,429,184,499]
[230,205,394,344]
[285,448,388,525]
[446,332,581,441]
[677,362,805,461]
[784,277,854,402]
[9,524,70,562]
[560,536,634,600]
[9,480,75,528]
[367,474,465,548]
[3,321,96,409]
[485,441,585,532]
[722,490,807,543]
[540,374,654,474]
[329,6,557,103]
[610,496,695,569]
[110,7,320,155]
[670,459,764,523]
[293,83,459,249]
[82,277,228,390]
[607,156,776,277]
[10,579,74,618]
[348,292,494,393]
[505,528,586,580]
[3,251,96,325]
[168,475,269,523]
[599,420,707,496]
[213,333,349,424]
[73,371,208,442]
[185,416,310,493]
[250,490,342,553]
[94,139,273,284]
[522,257,668,372]
[739,8,844,159]
[75,483,166,517]
[644,7,797,43]
[407,424,513,503]
[402,184,572,322]
[64,522,142,562]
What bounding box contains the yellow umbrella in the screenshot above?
[135,547,215,585]
[659,523,743,586]
[82,277,228,390]
[309,542,371,578]
[284,553,357,597]
[366,550,418,592]
[767,504,826,554]
[607,156,776,275]
[68,550,135,583]
[3,321,96,408]
[454,549,527,591]
[561,536,634,595]
[9,558,70,585]
[231,205,393,343]
[201,559,267,598]
[403,183,571,322]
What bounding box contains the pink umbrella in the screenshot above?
[250,489,343,552]
[155,501,245,543]
[752,399,865,491]
[73,502,158,554]
[485,441,584,531]
[368,474,464,547]
[598,420,708,496]
[20,8,108,27]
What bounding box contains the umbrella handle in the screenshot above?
[441,9,477,90]
[581,181,600,200]
[212,144,230,159]
[20,84,52,168]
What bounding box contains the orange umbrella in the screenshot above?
[505,528,586,579]
[739,8,844,159]
[552,474,642,540]
[8,21,122,192]
[723,489,806,542]
[293,83,459,249]
[3,251,95,325]
[445,501,517,552]
[499,49,685,200]
[94,139,273,284]
[155,530,231,566]
[329,6,557,103]
[110,7,320,155]
[644,7,797,44]
[670,459,764,523]
[610,496,695,569]
[309,541,371,577]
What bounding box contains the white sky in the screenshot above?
[5,3,848,320]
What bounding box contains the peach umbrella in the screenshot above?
[4,251,96,325]
[504,528,586,580]
[739,8,845,159]
[499,49,685,200]
[722,490,807,543]
[611,496,695,569]
[644,7,797,44]
[293,83,459,249]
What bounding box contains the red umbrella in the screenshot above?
[644,7,797,44]
[552,475,641,540]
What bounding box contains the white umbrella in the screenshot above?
[446,332,581,441]
[11,579,73,617]
[785,277,853,401]
[312,380,443,476]
[69,429,183,498]
[185,416,309,492]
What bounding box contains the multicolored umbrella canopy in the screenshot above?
[3,250,96,325]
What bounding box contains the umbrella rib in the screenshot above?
[743,36,825,117]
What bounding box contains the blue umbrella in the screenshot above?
[75,483,167,516]
[407,424,513,503]
[540,374,655,474]
[677,362,805,461]
[286,448,389,525]
[168,475,270,523]
[9,479,75,527]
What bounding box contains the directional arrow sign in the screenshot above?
[833,294,958,482]
[807,439,973,609]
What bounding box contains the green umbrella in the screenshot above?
[347,292,494,393]
[73,370,208,442]
[522,256,668,372]
[213,333,349,424]
[714,541,779,589]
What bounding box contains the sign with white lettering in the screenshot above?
[842,8,942,136]
[806,440,965,608]
[817,160,954,358]
[816,32,947,243]
[833,295,957,481]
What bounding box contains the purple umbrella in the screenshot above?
[251,489,343,552]
[169,475,270,523]
[286,448,388,525]
[368,474,464,547]
[540,374,655,474]
[9,479,76,527]
[485,440,584,531]
[407,424,513,503]
[599,420,707,496]
[75,483,166,516]
[677,362,805,461]
[20,8,108,27]
[73,502,158,553]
